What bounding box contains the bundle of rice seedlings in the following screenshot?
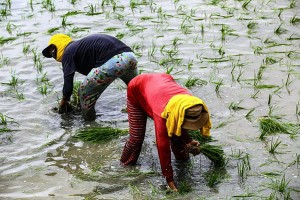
[74,126,128,143]
[188,130,225,167]
[199,143,225,167]
[70,81,81,111]
[188,130,213,143]
[259,117,300,139]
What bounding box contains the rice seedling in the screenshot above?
[290,15,300,25]
[157,6,169,21]
[15,90,25,100]
[0,127,14,133]
[236,65,245,83]
[199,143,226,167]
[0,113,16,125]
[3,71,19,88]
[247,21,258,34]
[187,59,193,70]
[189,130,225,167]
[38,83,51,96]
[204,169,228,188]
[209,0,222,6]
[22,43,31,55]
[259,116,300,140]
[229,101,245,111]
[245,108,255,121]
[237,154,251,180]
[230,148,247,159]
[264,56,281,65]
[28,0,33,10]
[6,21,17,34]
[242,0,252,11]
[61,16,72,28]
[253,45,263,55]
[214,78,223,96]
[220,24,238,41]
[287,34,300,41]
[74,126,128,143]
[70,81,81,110]
[36,72,49,84]
[251,90,260,99]
[287,154,300,168]
[268,137,282,154]
[0,36,17,46]
[218,46,225,57]
[237,161,246,179]
[32,49,43,73]
[274,24,287,35]
[257,64,266,81]
[148,42,157,62]
[289,0,296,8]
[286,50,300,60]
[184,76,207,88]
[0,53,10,67]
[70,27,90,34]
[42,0,55,12]
[68,0,77,4]
[0,6,11,18]
[128,184,142,197]
[131,43,143,58]
[86,4,103,16]
[268,174,291,195]
[296,101,300,117]
[125,20,147,35]
[232,193,259,198]
[178,180,192,194]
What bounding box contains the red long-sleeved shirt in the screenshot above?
[121,73,192,182]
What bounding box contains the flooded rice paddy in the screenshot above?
[0,0,299,199]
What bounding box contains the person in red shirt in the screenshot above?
[120,73,212,191]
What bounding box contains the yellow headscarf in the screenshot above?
[48,34,72,62]
[161,94,211,137]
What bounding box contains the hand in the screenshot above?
[168,181,178,192]
[58,97,72,114]
[188,140,201,156]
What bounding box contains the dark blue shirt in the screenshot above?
[61,34,132,100]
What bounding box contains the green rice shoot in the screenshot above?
[70,81,81,109]
[259,117,300,139]
[74,126,128,143]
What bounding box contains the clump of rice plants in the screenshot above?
[74,126,128,143]
[204,168,228,188]
[259,117,300,140]
[189,130,226,167]
[184,75,207,88]
[178,180,192,194]
[70,80,81,110]
[268,137,282,154]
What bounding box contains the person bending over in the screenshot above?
[120,73,212,191]
[42,33,138,121]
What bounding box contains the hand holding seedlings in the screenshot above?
[58,97,73,114]
[187,140,201,156]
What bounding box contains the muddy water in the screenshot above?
[0,0,299,199]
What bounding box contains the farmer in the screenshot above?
[120,73,211,192]
[42,33,138,121]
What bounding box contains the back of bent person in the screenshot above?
[120,73,212,192]
[42,33,138,121]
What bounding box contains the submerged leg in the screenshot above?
[120,100,147,165]
[79,52,137,121]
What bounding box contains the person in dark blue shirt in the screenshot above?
[42,34,138,121]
